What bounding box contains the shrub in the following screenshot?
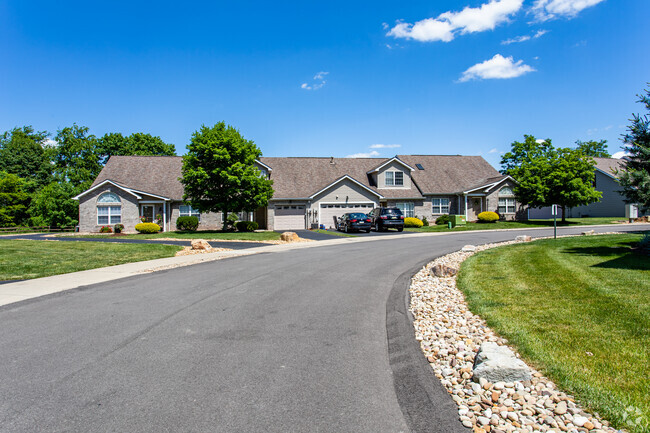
[435,214,451,225]
[135,222,161,233]
[176,216,199,231]
[404,217,423,228]
[223,212,239,232]
[236,221,259,232]
[477,211,499,223]
[99,225,113,233]
[114,223,124,233]
[421,216,429,226]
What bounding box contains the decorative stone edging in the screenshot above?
[409,238,625,433]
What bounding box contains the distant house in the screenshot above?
[528,157,628,219]
[73,154,525,232]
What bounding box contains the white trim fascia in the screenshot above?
[127,188,171,201]
[484,176,516,193]
[309,175,384,199]
[255,159,273,172]
[366,157,415,174]
[72,179,142,200]
[462,176,515,195]
[595,167,618,180]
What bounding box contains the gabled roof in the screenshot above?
[397,155,502,194]
[72,179,143,200]
[593,157,626,179]
[309,175,384,199]
[366,156,415,174]
[462,175,514,194]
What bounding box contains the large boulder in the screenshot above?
[280,232,300,242]
[430,263,458,277]
[515,235,532,242]
[473,342,532,383]
[191,239,212,251]
[461,245,476,252]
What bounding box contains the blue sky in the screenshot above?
[0,0,647,168]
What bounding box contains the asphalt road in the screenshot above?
[0,225,646,433]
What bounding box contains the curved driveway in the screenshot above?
[0,225,646,432]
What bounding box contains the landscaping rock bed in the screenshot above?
[409,239,623,433]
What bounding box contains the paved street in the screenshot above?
[0,225,646,433]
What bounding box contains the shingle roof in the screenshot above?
[91,154,503,201]
[92,156,185,200]
[397,155,502,194]
[593,157,625,178]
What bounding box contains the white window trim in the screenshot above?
[97,205,121,225]
[432,197,450,215]
[179,205,201,222]
[395,202,414,218]
[498,197,516,214]
[384,171,404,187]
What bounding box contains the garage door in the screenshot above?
[319,203,375,229]
[274,206,305,230]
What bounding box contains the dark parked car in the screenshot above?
[337,212,372,233]
[368,207,404,232]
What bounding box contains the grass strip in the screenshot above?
[457,234,649,433]
[0,240,182,280]
[407,217,626,232]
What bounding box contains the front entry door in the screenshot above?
[141,205,154,222]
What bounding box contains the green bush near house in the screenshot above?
[135,222,160,234]
[404,217,423,228]
[113,223,124,233]
[477,211,499,223]
[236,221,259,232]
[99,225,112,233]
[176,216,199,231]
[435,214,451,225]
[421,216,429,226]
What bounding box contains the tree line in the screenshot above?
[0,125,175,227]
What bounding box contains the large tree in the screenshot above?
[575,139,610,158]
[501,135,602,222]
[618,85,650,212]
[180,122,273,227]
[53,124,102,189]
[0,171,30,227]
[0,126,54,191]
[97,132,176,165]
[29,182,80,227]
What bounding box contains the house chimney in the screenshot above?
[330,157,335,165]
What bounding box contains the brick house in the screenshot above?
[73,154,525,232]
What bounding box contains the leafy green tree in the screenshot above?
[618,86,650,212]
[180,122,273,228]
[575,139,610,158]
[53,124,102,189]
[501,135,602,222]
[0,171,30,226]
[29,182,79,227]
[97,132,176,165]
[0,126,53,191]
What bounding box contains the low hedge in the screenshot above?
[404,217,423,228]
[477,211,499,223]
[176,216,199,231]
[99,225,113,233]
[236,221,259,232]
[135,222,161,233]
[435,214,451,225]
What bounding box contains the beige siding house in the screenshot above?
[74,154,524,232]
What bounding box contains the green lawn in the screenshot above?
[0,240,182,280]
[407,217,625,232]
[457,234,649,433]
[60,230,282,241]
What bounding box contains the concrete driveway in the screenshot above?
[0,225,646,432]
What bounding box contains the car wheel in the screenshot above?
[397,227,403,232]
[365,229,371,233]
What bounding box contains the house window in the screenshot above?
[498,187,516,214]
[432,198,450,214]
[385,171,404,187]
[259,168,268,178]
[180,205,201,222]
[395,202,414,218]
[97,192,121,225]
[97,206,121,225]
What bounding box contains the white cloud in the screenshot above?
[369,144,401,149]
[346,150,380,158]
[301,71,329,90]
[387,0,523,43]
[42,138,57,147]
[488,148,499,154]
[536,139,547,143]
[458,54,535,82]
[501,29,547,44]
[532,0,605,21]
[611,151,628,159]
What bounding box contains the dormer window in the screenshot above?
[385,171,403,187]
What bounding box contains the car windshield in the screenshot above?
[348,213,367,219]
[383,208,402,215]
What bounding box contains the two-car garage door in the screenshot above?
[274,206,305,230]
[319,203,375,228]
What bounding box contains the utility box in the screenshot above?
[625,204,639,221]
[451,215,467,227]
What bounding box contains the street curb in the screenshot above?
[387,258,469,433]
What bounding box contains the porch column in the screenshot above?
[163,201,167,232]
[464,194,468,220]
